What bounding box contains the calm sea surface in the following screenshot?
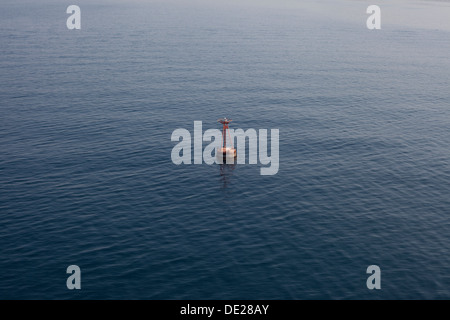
[1,0,450,299]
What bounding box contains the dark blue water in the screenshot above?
[1,0,450,299]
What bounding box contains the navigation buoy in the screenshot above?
[217,117,237,160]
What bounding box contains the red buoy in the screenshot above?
[217,118,237,159]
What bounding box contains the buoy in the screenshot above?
[217,117,237,160]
